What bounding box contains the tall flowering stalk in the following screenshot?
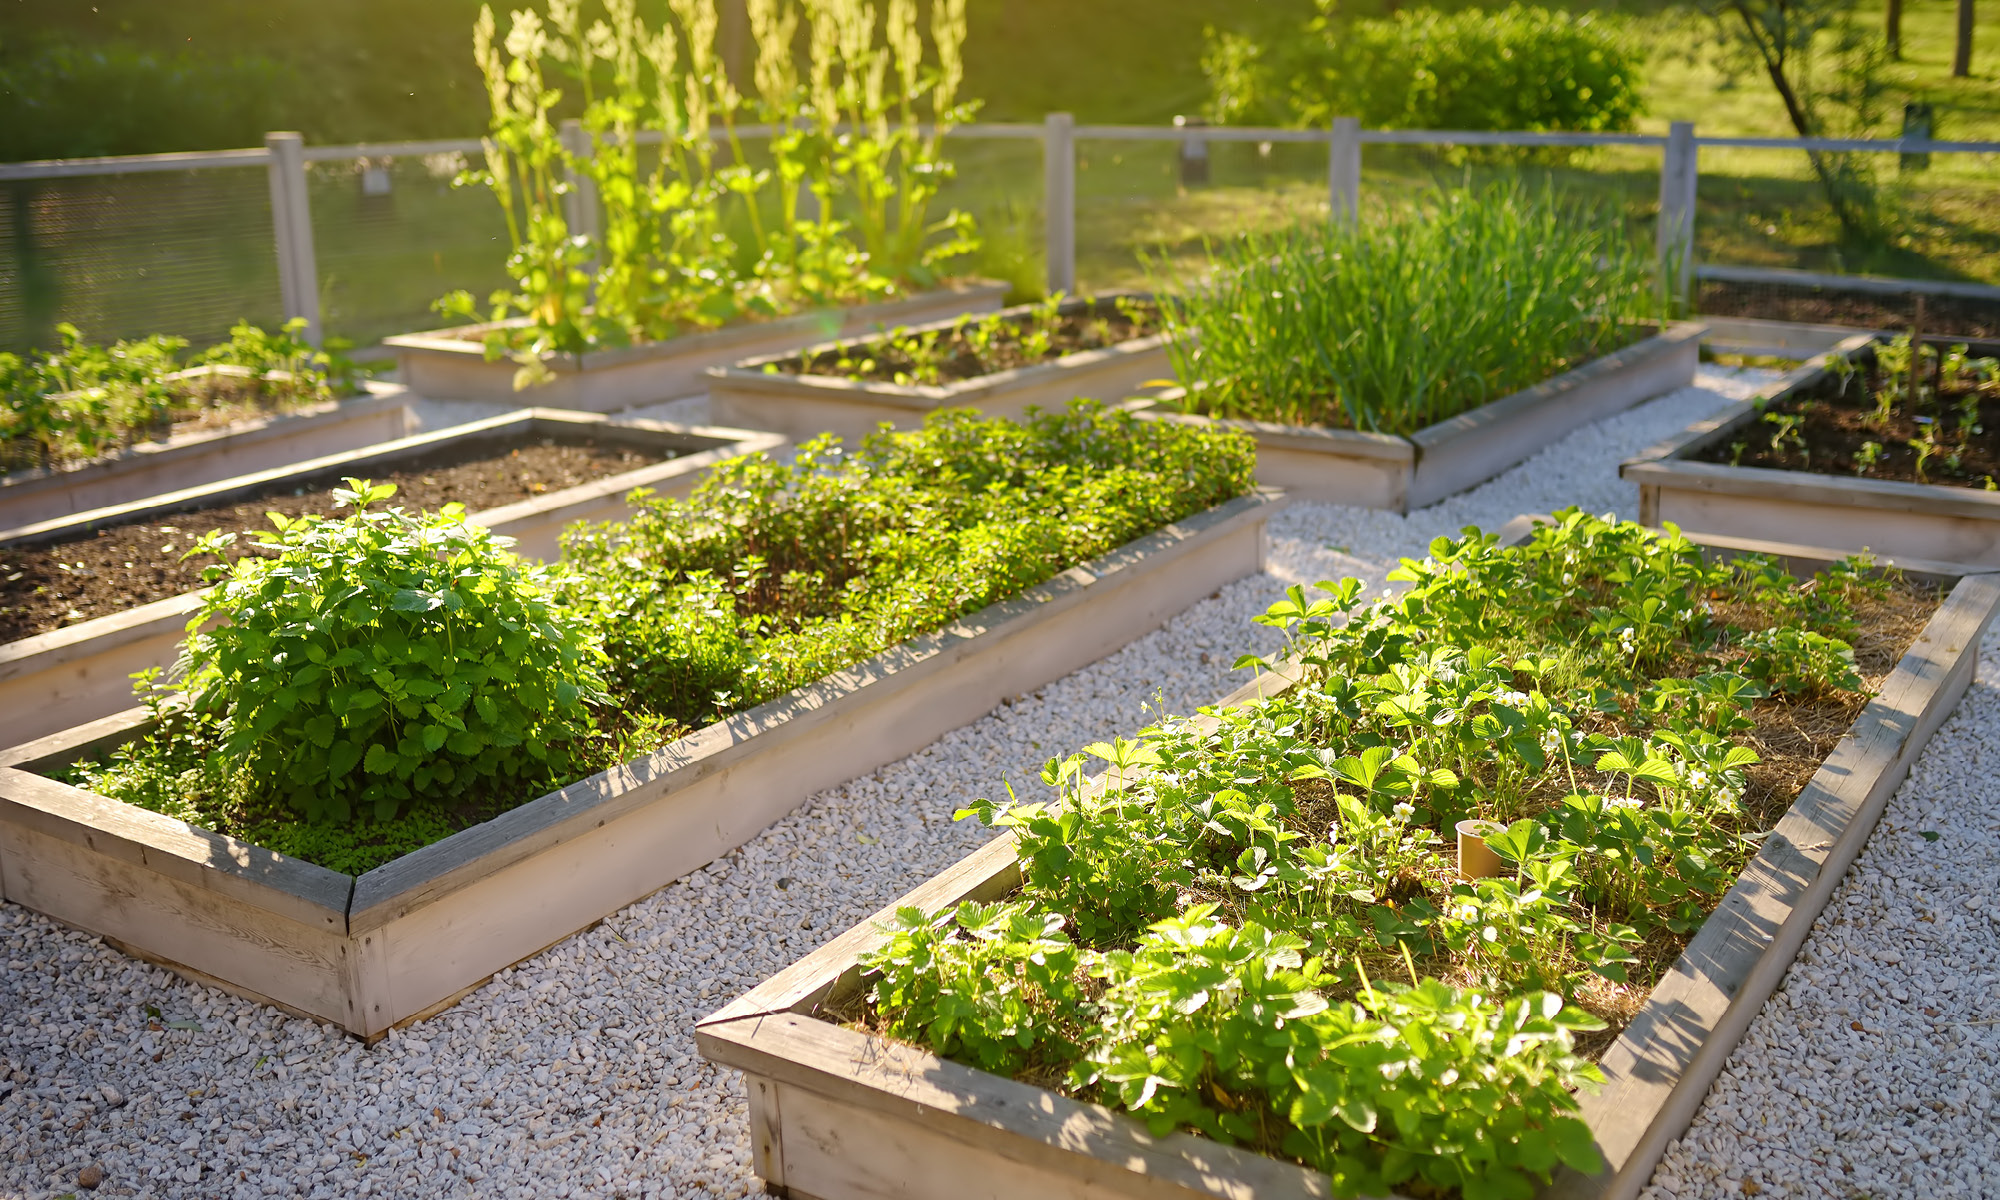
[442,0,981,368]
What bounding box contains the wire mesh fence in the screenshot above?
[0,167,282,355]
[307,151,511,349]
[1,122,1995,361]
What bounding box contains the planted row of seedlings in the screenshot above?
[1627,332,2000,567]
[0,321,413,531]
[699,511,2000,1200]
[712,184,1704,512]
[0,404,1279,1037]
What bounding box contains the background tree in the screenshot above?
[1696,0,1890,236]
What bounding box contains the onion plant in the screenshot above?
[1151,183,1658,434]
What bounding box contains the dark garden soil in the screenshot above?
[782,299,1164,385]
[1699,279,2000,339]
[0,436,672,642]
[1694,343,2000,487]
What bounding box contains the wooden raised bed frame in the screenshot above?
[1625,335,2000,568]
[1136,322,1704,513]
[697,519,2000,1200]
[386,282,1008,412]
[0,410,784,747]
[0,377,415,532]
[706,294,1173,445]
[0,488,1284,1040]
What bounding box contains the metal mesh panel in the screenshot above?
[1695,145,2000,287]
[307,153,512,349]
[0,168,281,355]
[1073,136,1328,293]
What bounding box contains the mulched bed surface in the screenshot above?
[1699,279,2000,339]
[1694,351,2000,488]
[0,436,670,643]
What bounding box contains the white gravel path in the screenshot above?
[21,365,1984,1200]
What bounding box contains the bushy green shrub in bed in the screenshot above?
[68,403,1255,873]
[557,401,1258,728]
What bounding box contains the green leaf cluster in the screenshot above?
[864,510,1899,1196]
[558,401,1257,729]
[174,479,611,823]
[1,318,356,475]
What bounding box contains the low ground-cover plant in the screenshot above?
[773,294,1162,387]
[1705,335,2000,487]
[558,401,1253,728]
[1205,4,1644,152]
[67,403,1254,873]
[439,0,981,372]
[856,510,1932,1199]
[1151,183,1658,434]
[0,318,360,474]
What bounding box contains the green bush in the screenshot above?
[558,401,1257,728]
[1205,4,1644,141]
[173,480,610,823]
[71,405,1255,872]
[1152,182,1657,433]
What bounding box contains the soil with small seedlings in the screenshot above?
[0,437,672,642]
[1698,280,2000,340]
[782,300,1163,385]
[1695,352,2000,487]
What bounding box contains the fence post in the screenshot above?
[1044,111,1076,296]
[560,118,601,251]
[1328,116,1361,227]
[1657,121,1698,308]
[264,132,322,345]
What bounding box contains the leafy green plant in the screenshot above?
[172,479,610,823]
[441,0,981,364]
[558,401,1254,728]
[863,510,1905,1198]
[1149,183,1656,434]
[784,295,1163,387]
[0,318,351,475]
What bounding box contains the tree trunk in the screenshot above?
[1887,0,1902,59]
[1955,0,1975,77]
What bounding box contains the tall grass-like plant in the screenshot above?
[1152,184,1656,434]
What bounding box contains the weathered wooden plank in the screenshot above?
[702,1017,1351,1200]
[0,818,353,1021]
[0,768,351,926]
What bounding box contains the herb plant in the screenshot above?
[71,405,1254,873]
[859,511,1918,1198]
[0,319,357,475]
[558,401,1254,728]
[1150,183,1657,435]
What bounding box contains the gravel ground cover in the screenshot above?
[11,366,1989,1200]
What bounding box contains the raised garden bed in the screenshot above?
[0,410,781,746]
[387,283,1009,412]
[1140,323,1704,512]
[0,480,1281,1039]
[697,515,2000,1200]
[1625,335,2000,566]
[707,294,1172,444]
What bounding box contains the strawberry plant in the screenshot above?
[860,510,1923,1197]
